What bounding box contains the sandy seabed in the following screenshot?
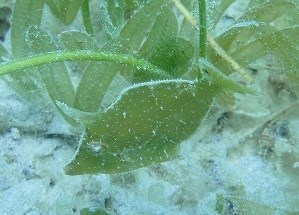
[0,1,299,214]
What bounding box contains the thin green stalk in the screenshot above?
[81,0,94,35]
[171,0,253,83]
[198,0,207,59]
[0,50,169,77]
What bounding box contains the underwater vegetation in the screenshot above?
[0,0,298,174]
[0,0,298,214]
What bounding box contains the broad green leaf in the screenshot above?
[110,0,169,54]
[224,27,299,93]
[107,0,125,27]
[148,38,194,77]
[59,31,98,51]
[214,22,261,52]
[74,0,168,112]
[81,0,93,35]
[209,23,268,73]
[261,31,299,94]
[124,0,147,19]
[239,1,296,24]
[56,101,98,125]
[134,7,193,81]
[247,0,269,9]
[60,0,84,25]
[207,0,298,76]
[99,1,122,38]
[11,0,45,57]
[282,26,299,47]
[59,31,98,70]
[198,58,254,95]
[98,0,148,38]
[285,8,299,26]
[26,26,75,107]
[46,0,84,25]
[6,0,45,102]
[209,22,299,78]
[208,0,236,28]
[137,7,177,60]
[46,0,60,18]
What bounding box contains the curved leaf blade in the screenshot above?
[60,0,84,25]
[27,26,75,107]
[74,0,169,112]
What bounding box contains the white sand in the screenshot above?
[0,0,298,214]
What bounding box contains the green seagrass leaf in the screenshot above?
[64,79,219,175]
[11,0,45,57]
[282,26,299,47]
[46,0,84,25]
[6,0,46,102]
[56,101,99,125]
[208,0,235,29]
[137,6,177,58]
[106,0,125,34]
[239,0,296,24]
[133,38,194,82]
[210,22,299,76]
[26,26,75,107]
[263,32,299,94]
[46,0,61,18]
[99,0,148,38]
[133,7,193,81]
[60,0,84,25]
[59,30,99,70]
[60,31,98,51]
[198,58,254,95]
[99,1,123,38]
[209,22,266,73]
[124,0,147,18]
[213,22,261,53]
[74,0,168,112]
[109,0,169,54]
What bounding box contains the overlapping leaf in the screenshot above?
[59,30,99,70]
[71,1,194,112]
[26,26,75,107]
[203,0,299,95]
[46,0,84,25]
[99,0,148,38]
[4,0,46,102]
